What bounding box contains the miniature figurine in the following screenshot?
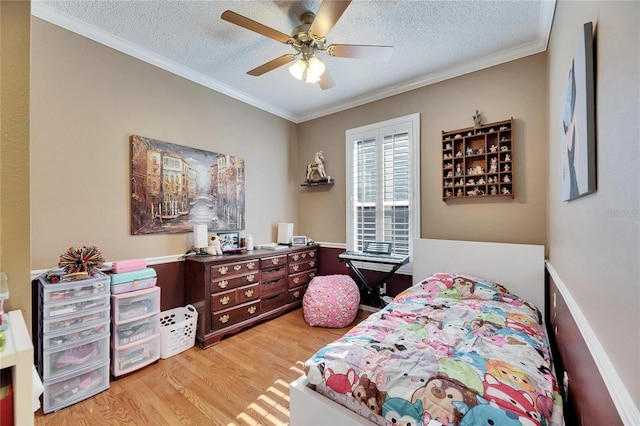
[489,128,495,133]
[456,151,463,157]
[473,110,482,127]
[466,147,473,156]
[502,187,511,195]
[489,157,498,173]
[467,179,475,185]
[474,165,484,174]
[491,185,498,195]
[445,190,452,197]
[503,164,510,172]
[455,134,462,139]
[467,131,473,137]
[457,188,463,197]
[446,171,453,178]
[505,153,511,161]
[499,125,508,131]
[477,147,484,154]
[487,177,493,184]
[501,136,508,141]
[477,177,485,184]
[457,179,464,186]
[501,145,509,151]
[455,163,462,176]
[445,162,452,169]
[490,144,498,153]
[445,143,452,150]
[503,175,511,183]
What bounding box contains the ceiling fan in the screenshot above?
[221,0,393,90]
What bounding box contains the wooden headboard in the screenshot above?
[412,238,545,315]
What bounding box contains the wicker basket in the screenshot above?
[158,304,197,358]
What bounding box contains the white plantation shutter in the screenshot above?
[346,114,420,268]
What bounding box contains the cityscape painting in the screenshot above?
[130,135,245,235]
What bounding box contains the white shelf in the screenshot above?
[1,310,35,425]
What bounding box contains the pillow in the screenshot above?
[303,275,360,328]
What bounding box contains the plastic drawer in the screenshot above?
[42,334,110,380]
[38,272,109,303]
[43,319,109,349]
[43,306,110,334]
[111,287,160,322]
[111,335,160,377]
[43,292,109,318]
[111,276,157,295]
[113,314,160,349]
[43,361,110,414]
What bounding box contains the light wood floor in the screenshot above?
[35,307,371,425]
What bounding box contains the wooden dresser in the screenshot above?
[184,245,318,348]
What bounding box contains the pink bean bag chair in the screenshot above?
[303,275,360,328]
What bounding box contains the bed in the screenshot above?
[290,239,563,426]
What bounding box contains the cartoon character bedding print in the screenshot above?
[304,273,564,426]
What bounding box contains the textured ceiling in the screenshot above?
[32,0,556,123]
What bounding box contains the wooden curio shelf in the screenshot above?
[442,118,514,201]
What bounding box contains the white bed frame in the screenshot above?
[290,238,545,425]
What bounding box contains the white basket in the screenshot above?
[158,304,198,359]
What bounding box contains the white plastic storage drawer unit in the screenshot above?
[34,272,112,413]
[43,360,110,414]
[110,286,161,378]
[112,286,160,322]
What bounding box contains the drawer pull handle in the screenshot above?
[234,265,242,271]
[218,266,228,275]
[248,306,257,314]
[245,289,254,297]
[247,261,256,269]
[301,253,307,258]
[293,290,300,298]
[309,251,315,257]
[309,261,316,267]
[220,296,230,305]
[218,280,228,289]
[292,254,299,261]
[309,273,315,279]
[293,277,300,284]
[246,274,256,282]
[219,314,230,324]
[271,258,280,265]
[292,265,299,272]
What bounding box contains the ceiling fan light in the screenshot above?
[289,59,306,80]
[307,57,325,79]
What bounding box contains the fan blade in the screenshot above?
[309,0,351,39]
[327,44,393,61]
[247,54,297,76]
[318,69,335,90]
[221,10,293,44]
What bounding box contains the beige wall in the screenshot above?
[0,1,31,320]
[30,18,299,270]
[297,54,548,247]
[547,1,639,406]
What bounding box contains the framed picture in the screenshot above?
[560,21,596,201]
[217,231,241,253]
[130,135,245,234]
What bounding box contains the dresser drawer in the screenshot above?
[260,291,287,311]
[210,259,258,278]
[260,265,287,282]
[260,254,287,269]
[288,258,317,275]
[211,271,259,293]
[288,269,317,288]
[260,276,288,297]
[211,283,260,311]
[287,285,307,303]
[288,249,317,263]
[211,301,260,330]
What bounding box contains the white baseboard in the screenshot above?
[546,261,640,425]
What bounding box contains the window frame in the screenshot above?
[345,113,421,275]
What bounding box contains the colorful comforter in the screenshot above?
[304,273,563,426]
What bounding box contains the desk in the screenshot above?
[338,252,409,308]
[0,310,34,425]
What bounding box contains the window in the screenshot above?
[346,113,420,272]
